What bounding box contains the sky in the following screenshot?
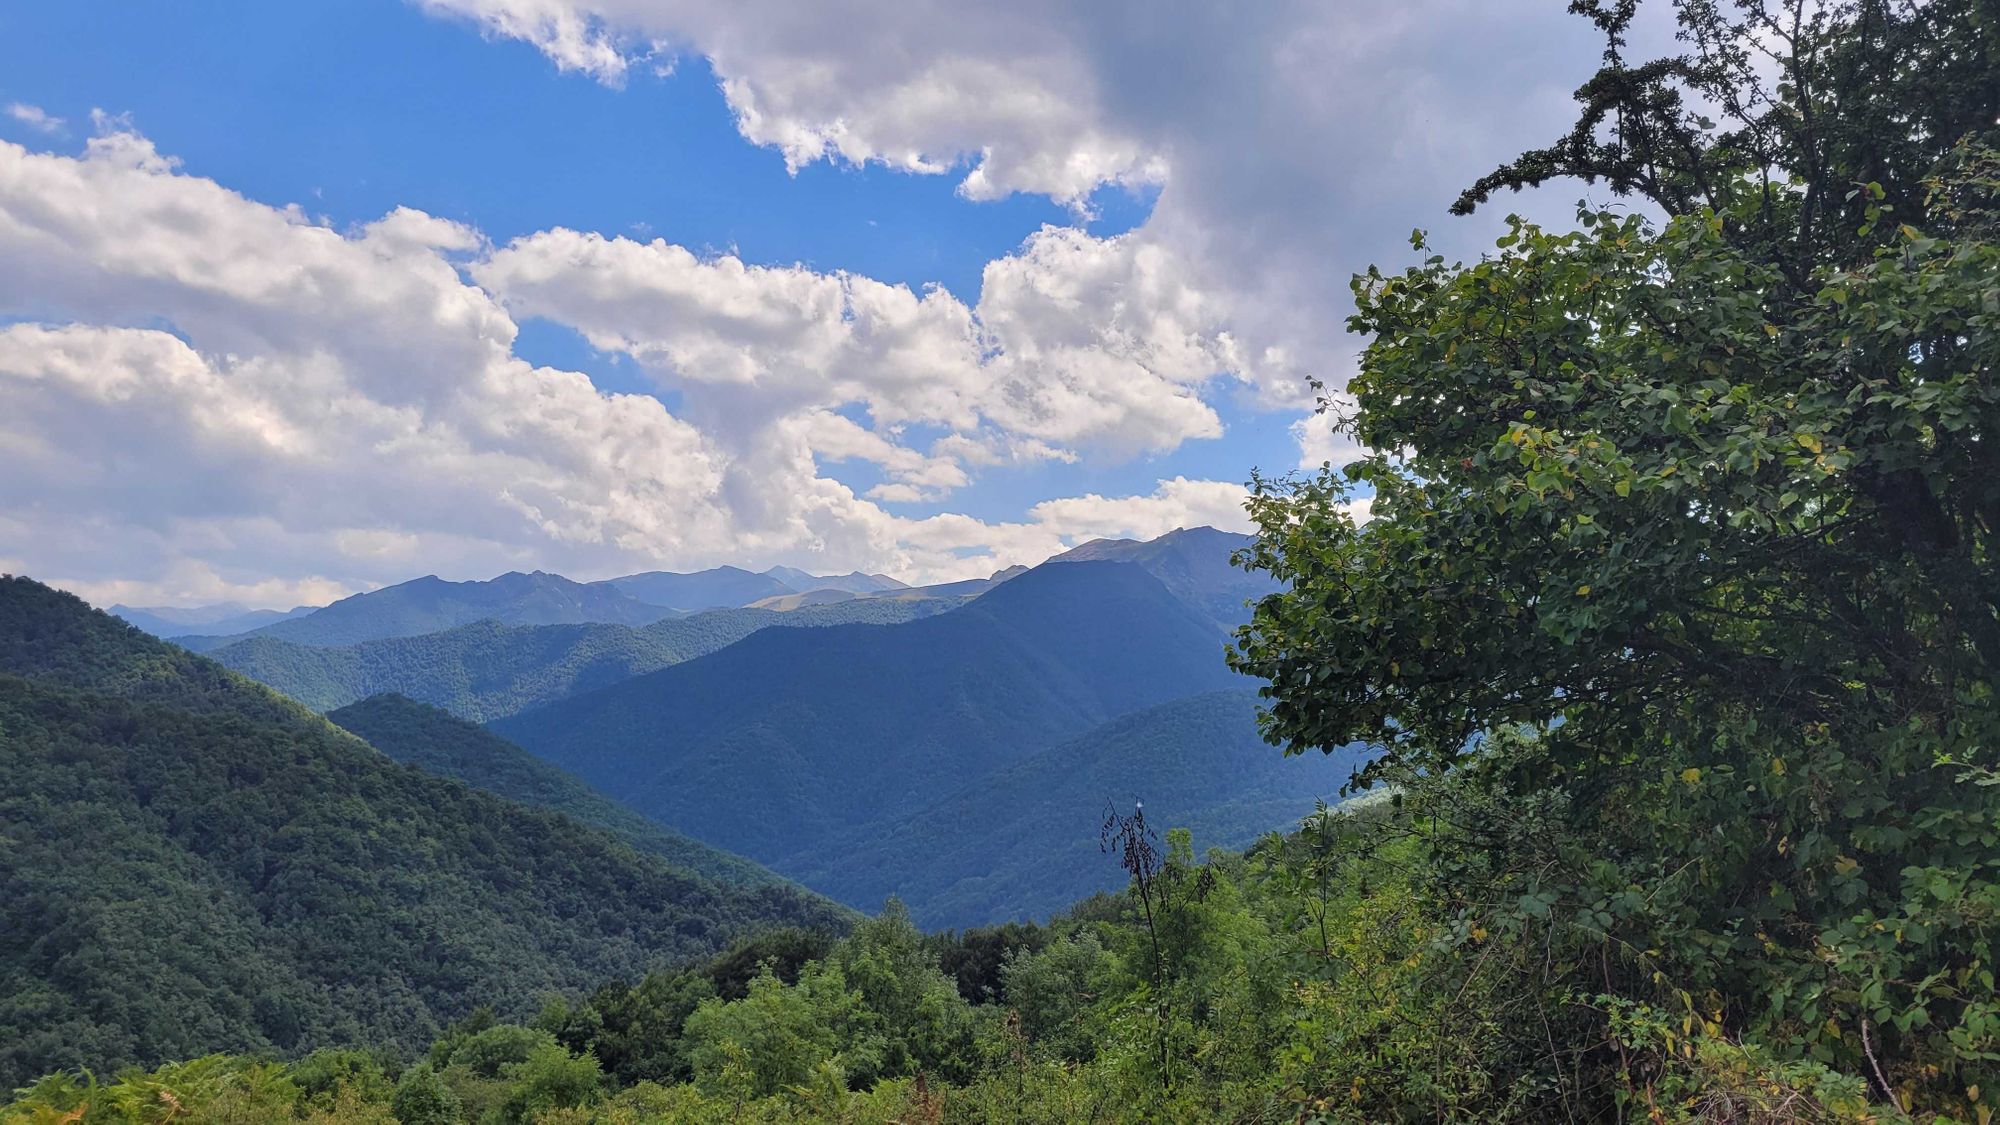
[0,1,1639,608]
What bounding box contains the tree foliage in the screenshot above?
[1234,0,2000,1116]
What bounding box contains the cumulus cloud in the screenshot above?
[0,130,1254,604]
[1027,477,1251,542]
[1291,396,1369,471]
[4,0,1678,605]
[4,103,64,134]
[414,0,1659,408]
[473,224,1232,456]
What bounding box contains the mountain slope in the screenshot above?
[0,577,848,1087]
[596,566,793,611]
[785,690,1370,928]
[1049,526,1278,628]
[746,588,857,611]
[492,561,1244,871]
[207,595,963,721]
[327,693,791,888]
[178,571,678,650]
[762,567,906,595]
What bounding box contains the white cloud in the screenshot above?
[1027,477,1251,542]
[0,130,1256,604]
[3,0,1684,605]
[473,224,1233,456]
[414,0,1667,411]
[4,103,63,134]
[1291,397,1369,471]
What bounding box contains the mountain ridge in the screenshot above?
[204,595,965,721]
[175,570,679,650]
[492,559,1246,884]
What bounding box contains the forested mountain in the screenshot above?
[1049,526,1277,628]
[109,601,312,639]
[207,595,962,721]
[786,690,1370,928]
[0,576,848,1088]
[175,571,678,650]
[327,693,792,888]
[492,560,1245,872]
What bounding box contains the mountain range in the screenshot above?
[127,564,932,649]
[108,601,314,639]
[56,527,1343,929]
[173,570,680,650]
[204,595,963,722]
[491,557,1254,876]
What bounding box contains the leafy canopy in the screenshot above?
[1234,0,2000,1113]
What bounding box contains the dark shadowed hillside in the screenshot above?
[493,561,1244,870]
[0,577,849,1088]
[786,690,1371,928]
[1048,526,1279,628]
[207,595,962,720]
[328,692,796,889]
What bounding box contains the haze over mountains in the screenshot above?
[59,528,1360,929]
[107,601,315,639]
[122,561,985,650]
[206,596,962,722]
[493,560,1249,859]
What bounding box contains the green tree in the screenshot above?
[681,962,876,1098]
[1001,933,1113,1062]
[829,901,981,1085]
[390,1063,462,1125]
[1235,1,2000,1116]
[499,1041,602,1123]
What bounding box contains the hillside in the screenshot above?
[746,588,858,611]
[176,571,678,650]
[785,690,1369,928]
[207,595,962,721]
[492,560,1245,877]
[1049,526,1278,628]
[0,577,849,1088]
[328,693,791,888]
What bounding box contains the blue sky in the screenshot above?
[1,1,1267,524]
[0,0,1606,605]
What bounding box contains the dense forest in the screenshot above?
[7,0,2000,1120]
[785,689,1364,928]
[0,578,849,1091]
[326,694,795,889]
